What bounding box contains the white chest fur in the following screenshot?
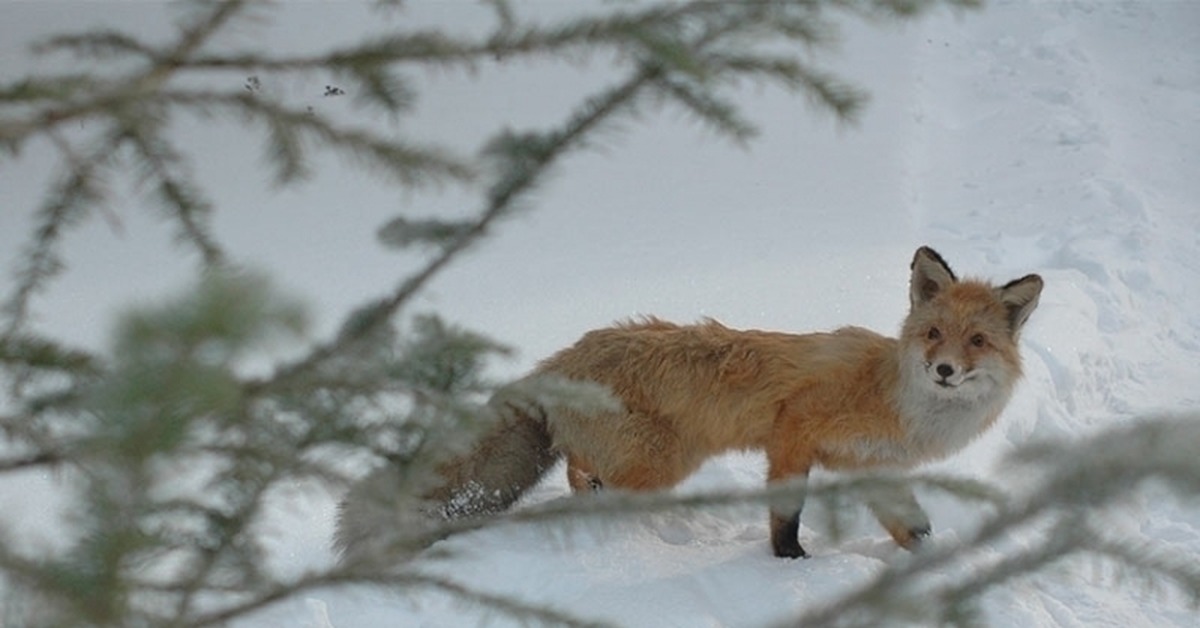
[826,367,1012,468]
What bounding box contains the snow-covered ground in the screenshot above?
[2,1,1198,626]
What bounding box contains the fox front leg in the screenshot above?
[865,484,932,550]
[767,469,811,559]
[770,508,808,559]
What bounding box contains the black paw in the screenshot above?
[770,511,809,559]
[772,538,810,559]
[910,523,932,540]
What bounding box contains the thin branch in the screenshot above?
[156,89,476,187]
[338,472,1003,568]
[0,2,248,145]
[181,566,606,627]
[1,134,112,343]
[1,2,249,336]
[250,63,663,393]
[404,572,611,628]
[0,451,61,473]
[119,114,227,267]
[785,415,1200,627]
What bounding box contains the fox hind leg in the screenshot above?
[567,454,603,492]
[585,410,692,492]
[767,471,811,558]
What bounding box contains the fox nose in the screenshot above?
[935,363,955,379]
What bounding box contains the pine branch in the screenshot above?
[177,2,716,73]
[653,74,760,142]
[1,135,113,342]
[0,74,106,108]
[253,1,867,392]
[252,63,663,393]
[157,89,476,188]
[0,2,248,145]
[0,0,947,340]
[1,3,1021,626]
[401,572,612,628]
[786,414,1200,628]
[0,333,101,376]
[341,472,1003,565]
[180,567,611,628]
[0,450,61,473]
[1,3,250,338]
[118,111,226,267]
[166,457,283,621]
[1090,535,1200,606]
[32,29,160,61]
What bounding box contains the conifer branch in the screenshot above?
[0,3,250,338]
[21,3,1189,628]
[0,451,61,473]
[254,1,866,392]
[787,414,1200,628]
[180,567,609,628]
[0,0,927,342]
[253,63,663,393]
[119,114,227,267]
[0,135,113,342]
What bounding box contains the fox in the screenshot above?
[335,246,1043,561]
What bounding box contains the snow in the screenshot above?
[2,1,1199,626]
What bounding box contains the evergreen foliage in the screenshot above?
[1,1,1196,626]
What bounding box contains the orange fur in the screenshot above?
[339,247,1043,561]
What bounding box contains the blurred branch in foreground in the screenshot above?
[34,2,1199,627]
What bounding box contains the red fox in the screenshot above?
[336,247,1042,561]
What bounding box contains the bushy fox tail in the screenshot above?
[425,401,558,520]
[334,388,560,566]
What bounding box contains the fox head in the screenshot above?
[901,246,1043,400]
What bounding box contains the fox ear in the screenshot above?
[998,274,1043,333]
[910,246,957,307]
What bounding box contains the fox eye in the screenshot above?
[970,333,986,347]
[927,327,941,341]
